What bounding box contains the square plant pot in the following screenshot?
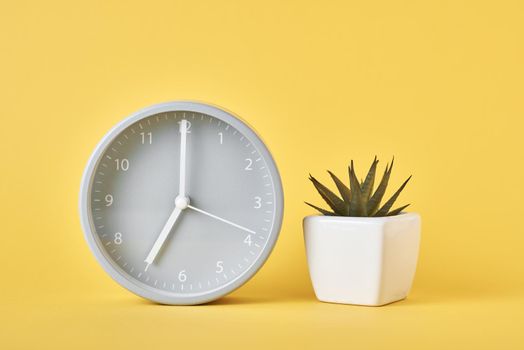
[303,213,421,306]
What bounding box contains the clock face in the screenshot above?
[80,102,284,304]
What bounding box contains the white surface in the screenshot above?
[303,213,421,306]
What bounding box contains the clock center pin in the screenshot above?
[175,195,190,210]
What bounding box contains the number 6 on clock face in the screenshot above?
[79,101,284,305]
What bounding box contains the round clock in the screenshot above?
[79,101,284,305]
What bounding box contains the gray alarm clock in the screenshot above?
[79,101,284,304]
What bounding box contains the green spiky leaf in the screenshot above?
[348,161,364,216]
[309,174,346,215]
[374,176,412,217]
[361,156,378,202]
[367,158,394,215]
[387,204,410,216]
[305,202,336,216]
[327,170,351,214]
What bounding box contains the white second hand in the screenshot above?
[187,205,256,234]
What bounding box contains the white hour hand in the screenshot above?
[144,206,183,271]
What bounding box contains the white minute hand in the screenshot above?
[179,119,188,196]
[188,205,256,234]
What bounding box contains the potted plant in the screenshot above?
[303,157,421,306]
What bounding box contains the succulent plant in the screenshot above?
[305,157,411,217]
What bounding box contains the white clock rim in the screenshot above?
[79,101,284,305]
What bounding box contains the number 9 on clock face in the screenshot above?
[79,101,284,304]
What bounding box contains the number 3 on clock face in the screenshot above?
[79,101,284,305]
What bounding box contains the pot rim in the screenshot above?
[303,212,419,223]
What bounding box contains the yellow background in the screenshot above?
[1,0,523,348]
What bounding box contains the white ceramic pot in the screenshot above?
[303,213,421,306]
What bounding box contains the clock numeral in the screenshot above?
[245,158,253,171]
[244,234,252,246]
[216,261,224,273]
[105,194,113,206]
[114,232,123,245]
[140,132,152,144]
[218,132,223,144]
[254,196,262,209]
[178,120,192,133]
[115,158,129,171]
[178,270,187,282]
